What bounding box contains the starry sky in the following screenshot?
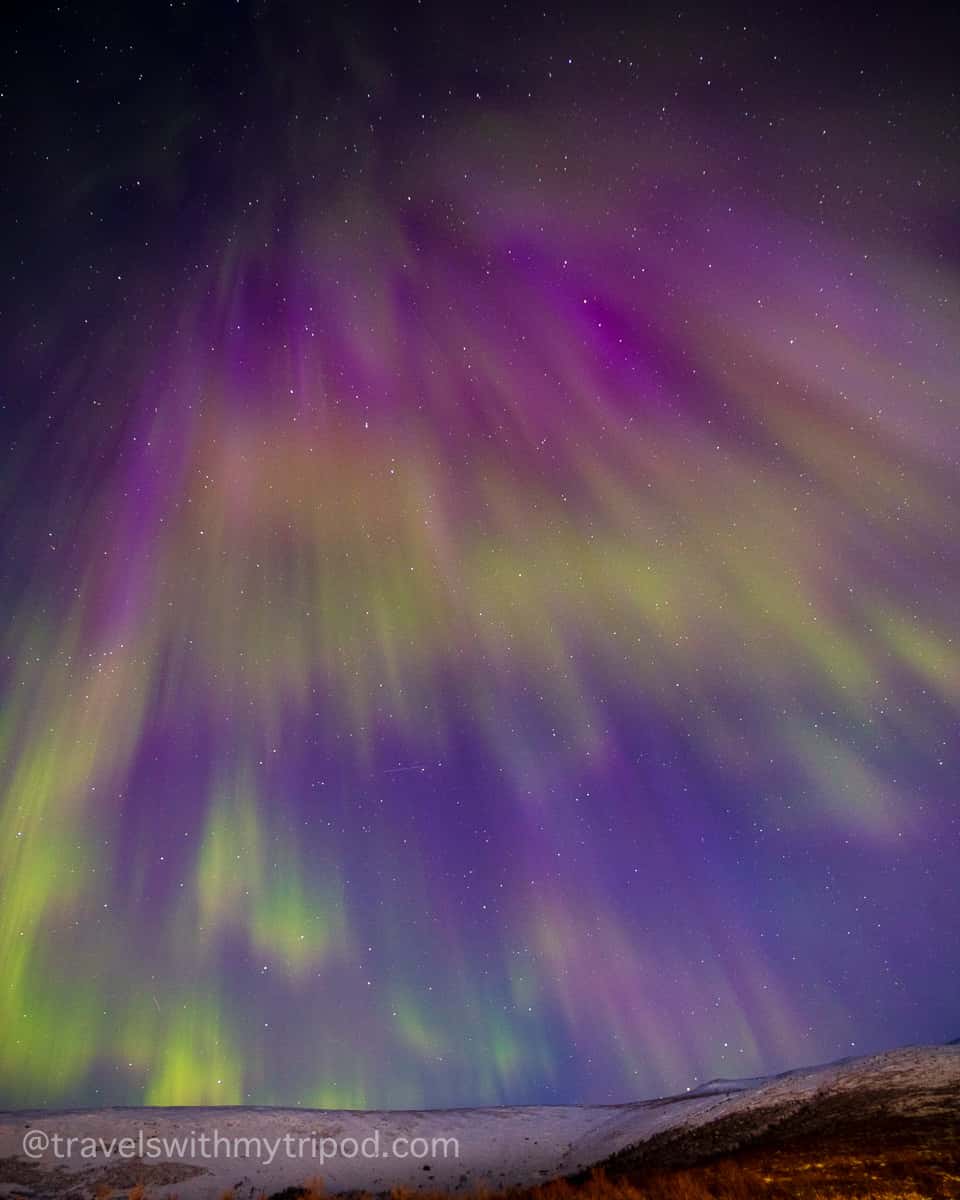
[1,1,959,1109]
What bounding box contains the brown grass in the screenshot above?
[332,1145,960,1200]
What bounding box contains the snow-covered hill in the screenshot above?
[1,1043,957,1199]
[604,1042,960,1173]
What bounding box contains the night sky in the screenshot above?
[1,1,959,1110]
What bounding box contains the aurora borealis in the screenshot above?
[1,2,959,1109]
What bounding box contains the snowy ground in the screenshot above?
[1,1043,957,1199]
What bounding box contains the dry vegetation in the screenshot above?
[10,1137,957,1200]
[78,1133,960,1200]
[220,1142,959,1200]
